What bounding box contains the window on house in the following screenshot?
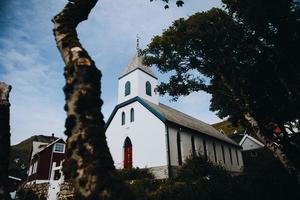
[130,108,134,122]
[236,149,240,166]
[203,139,207,159]
[229,147,233,165]
[191,135,196,157]
[125,81,131,96]
[123,137,132,169]
[221,145,226,164]
[177,131,182,165]
[213,143,217,163]
[122,112,125,125]
[146,81,152,96]
[54,143,65,153]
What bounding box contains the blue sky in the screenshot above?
[0,0,223,145]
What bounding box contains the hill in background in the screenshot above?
[212,120,244,136]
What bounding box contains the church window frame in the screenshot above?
[146,81,152,96]
[235,149,240,166]
[203,138,207,159]
[191,135,196,157]
[125,81,131,96]
[213,142,218,163]
[229,147,233,165]
[130,108,134,122]
[121,112,125,125]
[177,131,182,165]
[221,145,226,164]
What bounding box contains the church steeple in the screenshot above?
[118,39,159,104]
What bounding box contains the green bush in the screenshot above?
[118,167,155,181]
[176,154,231,182]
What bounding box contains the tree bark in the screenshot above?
[52,0,133,199]
[0,82,12,200]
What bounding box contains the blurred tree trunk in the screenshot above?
[0,82,12,200]
[52,0,133,199]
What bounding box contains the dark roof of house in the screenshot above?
[106,97,240,147]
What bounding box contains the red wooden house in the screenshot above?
[27,138,65,184]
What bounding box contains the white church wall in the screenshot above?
[118,70,159,104]
[167,126,179,166]
[106,101,167,170]
[118,72,138,104]
[167,125,243,173]
[194,135,204,155]
[180,130,193,162]
[136,70,159,104]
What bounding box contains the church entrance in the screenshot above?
[123,137,132,169]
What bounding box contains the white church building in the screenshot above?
[105,48,244,178]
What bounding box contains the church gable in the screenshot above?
[105,99,167,170]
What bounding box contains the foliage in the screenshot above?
[17,187,46,200]
[239,148,300,200]
[144,1,300,172]
[150,0,184,9]
[118,167,155,181]
[124,154,299,200]
[176,154,230,182]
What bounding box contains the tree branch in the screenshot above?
[53,0,133,199]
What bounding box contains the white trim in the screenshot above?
[26,179,49,185]
[8,176,21,181]
[239,134,265,147]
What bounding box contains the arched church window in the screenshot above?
[130,108,134,122]
[177,131,182,165]
[121,112,125,125]
[125,81,131,96]
[146,81,152,96]
[123,137,132,169]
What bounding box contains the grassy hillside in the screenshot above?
[212,120,244,136]
[9,135,57,180]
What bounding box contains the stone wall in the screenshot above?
[57,182,75,200]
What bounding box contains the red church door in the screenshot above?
[123,137,132,169]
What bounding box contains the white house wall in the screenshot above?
[106,101,167,169]
[167,125,243,173]
[241,137,263,151]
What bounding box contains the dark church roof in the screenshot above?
[119,52,157,79]
[106,97,240,147]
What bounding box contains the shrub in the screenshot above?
[176,154,231,182]
[118,167,154,181]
